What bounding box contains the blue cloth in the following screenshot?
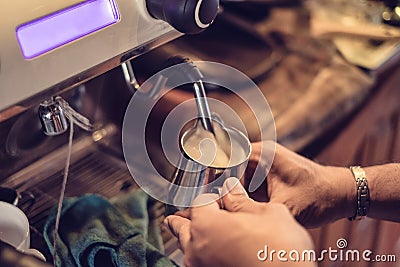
[44,189,178,267]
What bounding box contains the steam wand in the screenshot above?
[193,80,214,133]
[163,56,215,133]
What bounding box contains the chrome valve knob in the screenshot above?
[38,99,68,136]
[38,97,93,136]
[146,0,219,34]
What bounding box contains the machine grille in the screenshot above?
[2,136,181,264]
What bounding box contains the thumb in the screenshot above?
[222,177,266,213]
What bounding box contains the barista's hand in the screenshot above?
[164,178,316,267]
[246,141,356,228]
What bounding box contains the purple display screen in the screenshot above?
[16,0,120,59]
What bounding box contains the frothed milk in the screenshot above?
[182,123,247,168]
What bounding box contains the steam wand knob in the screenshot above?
[146,0,219,34]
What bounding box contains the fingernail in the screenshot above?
[224,177,247,195]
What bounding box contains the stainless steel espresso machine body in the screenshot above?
[0,0,219,263]
[0,0,177,112]
[0,0,218,112]
[0,0,187,181]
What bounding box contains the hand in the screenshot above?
[245,141,356,228]
[164,177,316,267]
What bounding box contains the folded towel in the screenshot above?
[44,189,178,267]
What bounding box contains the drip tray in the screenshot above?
[1,131,181,264]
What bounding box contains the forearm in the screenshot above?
[324,164,400,223]
[364,164,400,222]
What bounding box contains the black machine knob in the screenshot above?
[146,0,219,34]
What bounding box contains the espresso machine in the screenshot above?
[0,0,220,264]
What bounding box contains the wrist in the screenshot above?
[363,166,376,218]
[323,166,356,220]
[362,164,400,222]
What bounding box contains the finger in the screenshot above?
[221,177,248,197]
[190,193,221,220]
[222,177,267,213]
[243,142,263,188]
[244,141,276,193]
[175,209,190,219]
[164,215,191,253]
